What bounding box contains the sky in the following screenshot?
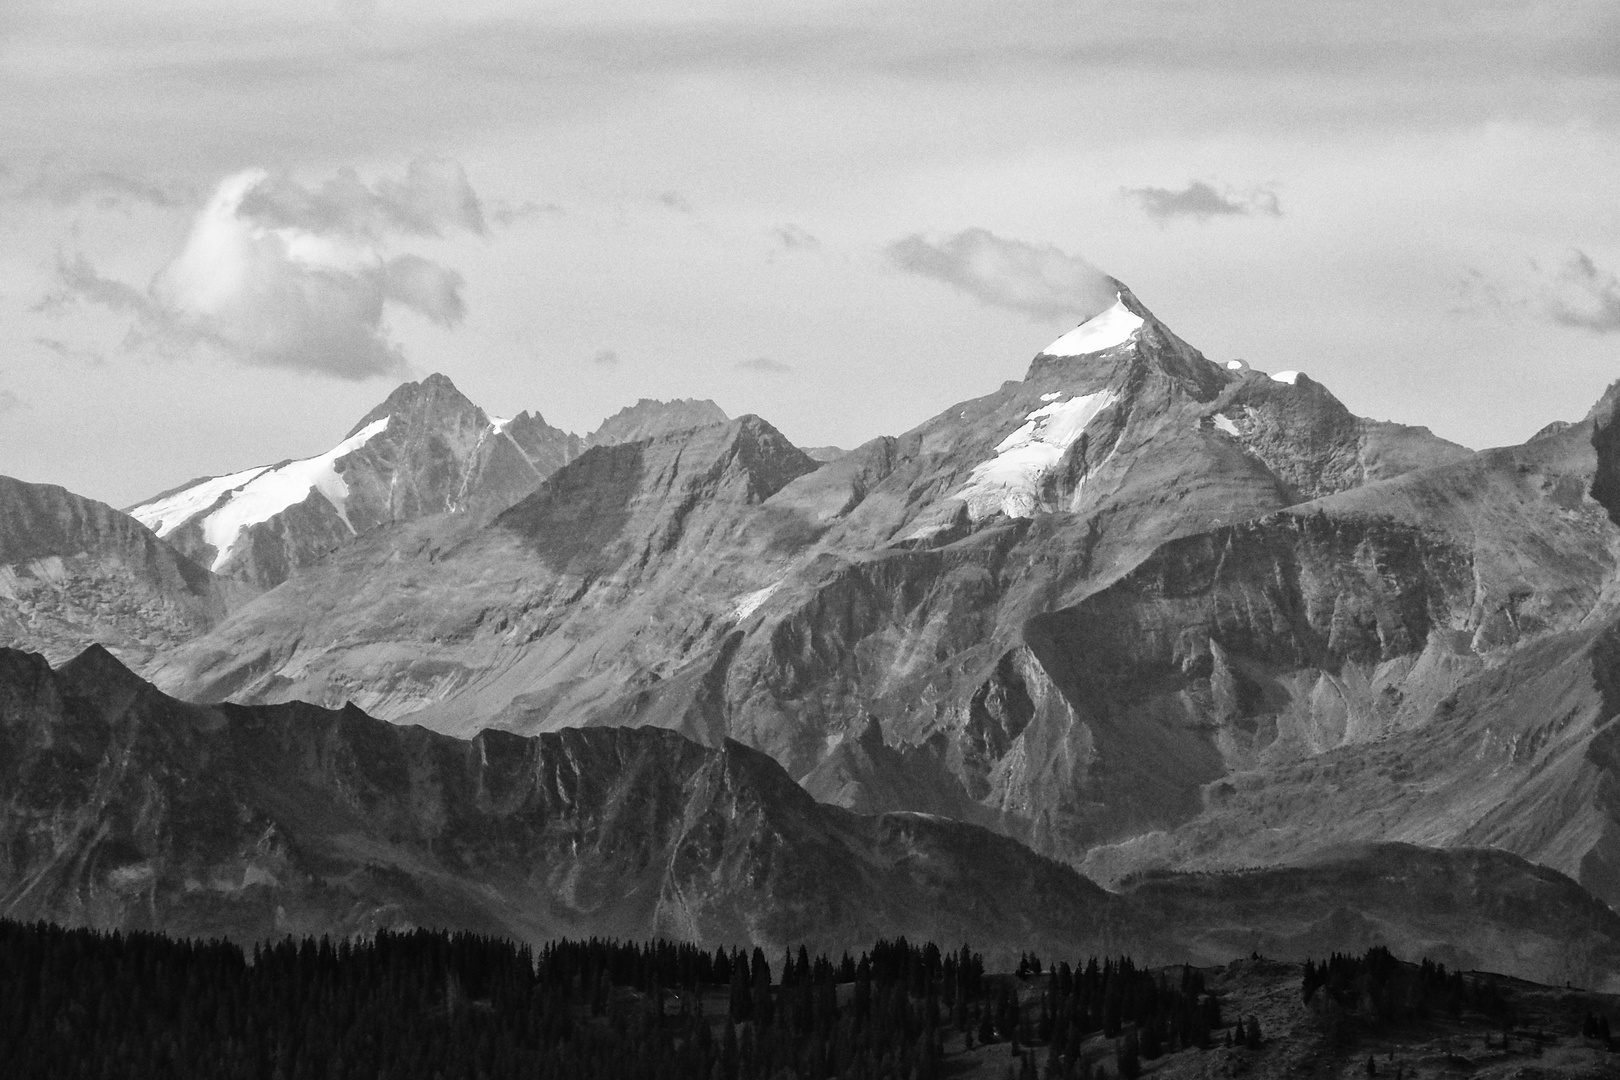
[0,0,1617,507]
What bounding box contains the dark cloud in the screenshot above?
[773,224,820,250]
[737,356,793,374]
[657,190,694,213]
[886,227,1117,322]
[1124,181,1283,223]
[237,157,486,238]
[593,348,620,367]
[1546,250,1620,333]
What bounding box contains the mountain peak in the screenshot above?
[1037,281,1146,358]
[587,398,729,447]
[346,372,480,438]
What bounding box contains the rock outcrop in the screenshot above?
[0,477,222,669]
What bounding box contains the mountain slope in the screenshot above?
[10,645,1620,987]
[146,414,823,726]
[0,476,223,668]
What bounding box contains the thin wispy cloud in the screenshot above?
[1546,250,1620,334]
[738,356,792,374]
[593,348,620,367]
[1124,181,1282,223]
[490,199,563,228]
[35,336,106,367]
[657,191,694,213]
[38,160,486,380]
[886,227,1116,322]
[18,164,193,210]
[0,389,25,416]
[773,224,820,250]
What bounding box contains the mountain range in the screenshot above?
[5,281,1620,984]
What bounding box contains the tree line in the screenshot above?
[0,919,1247,1080]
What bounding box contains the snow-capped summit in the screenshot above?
[1038,293,1145,358]
[128,374,581,591]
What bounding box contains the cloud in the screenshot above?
[593,348,620,367]
[0,389,24,416]
[737,356,793,374]
[657,190,693,213]
[490,199,563,228]
[886,227,1117,322]
[773,224,820,250]
[36,252,150,314]
[382,254,465,327]
[236,157,486,238]
[34,336,106,367]
[19,164,192,209]
[41,162,484,379]
[1123,181,1283,223]
[1546,250,1620,334]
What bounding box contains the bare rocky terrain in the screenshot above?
[0,476,222,668]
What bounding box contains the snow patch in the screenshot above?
[488,415,514,433]
[196,416,391,569]
[1212,413,1241,437]
[956,390,1118,520]
[732,581,782,620]
[1039,391,1063,402]
[132,466,272,538]
[1040,296,1144,358]
[1271,370,1301,384]
[1225,360,1247,371]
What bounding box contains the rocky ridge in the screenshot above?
[9,645,1620,988]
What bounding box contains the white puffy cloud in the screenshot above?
[44,160,484,379]
[886,227,1117,322]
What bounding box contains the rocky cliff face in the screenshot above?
[10,646,1620,986]
[0,477,222,669]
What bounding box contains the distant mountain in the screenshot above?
[586,397,729,447]
[9,645,1620,987]
[147,413,822,719]
[119,280,1620,936]
[127,374,582,591]
[0,476,222,668]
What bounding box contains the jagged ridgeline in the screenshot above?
[2,920,1226,1080]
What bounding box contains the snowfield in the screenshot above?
[132,465,272,538]
[131,416,392,571]
[956,390,1119,521]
